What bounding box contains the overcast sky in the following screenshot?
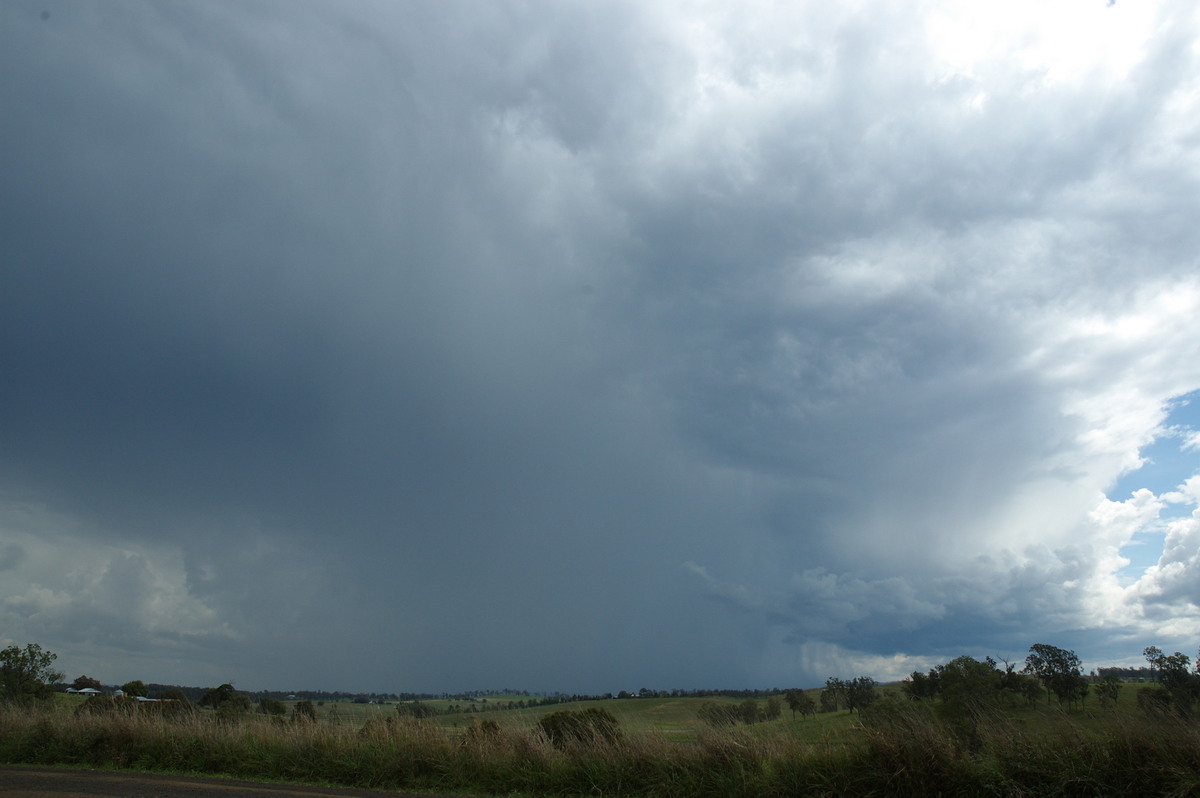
[3,0,1200,694]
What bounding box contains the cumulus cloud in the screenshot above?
[1127,477,1200,632]
[0,513,228,680]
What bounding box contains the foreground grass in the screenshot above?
[4,699,1200,796]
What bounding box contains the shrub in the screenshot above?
[291,700,316,723]
[1138,685,1174,715]
[395,701,437,719]
[738,699,760,724]
[696,701,741,727]
[536,708,622,748]
[1095,676,1122,709]
[258,698,287,716]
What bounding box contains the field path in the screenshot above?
[0,766,473,797]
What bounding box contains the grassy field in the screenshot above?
[326,691,866,743]
[5,684,1199,796]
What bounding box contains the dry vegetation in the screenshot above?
[3,690,1200,796]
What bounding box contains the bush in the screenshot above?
[696,701,741,727]
[395,701,437,719]
[1095,676,1122,709]
[291,700,316,723]
[536,708,622,749]
[258,698,287,716]
[1138,685,1174,715]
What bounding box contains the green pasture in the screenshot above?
[414,680,1165,746]
[433,691,868,744]
[10,679,1199,797]
[52,678,1167,748]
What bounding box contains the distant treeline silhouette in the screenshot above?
[121,683,793,708]
[1095,666,1156,681]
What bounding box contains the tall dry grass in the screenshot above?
[4,698,1200,796]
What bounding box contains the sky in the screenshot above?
[2,0,1200,695]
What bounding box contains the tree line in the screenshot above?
[8,639,1200,721]
[900,643,1200,718]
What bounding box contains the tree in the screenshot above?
[994,657,1040,706]
[1144,646,1164,682]
[199,683,251,717]
[1009,672,1044,706]
[72,675,102,691]
[0,643,63,703]
[259,698,287,716]
[822,678,846,711]
[739,698,761,724]
[902,669,940,701]
[1024,644,1086,707]
[1075,679,1090,707]
[927,656,1004,751]
[1157,651,1192,690]
[784,689,817,719]
[120,680,149,698]
[199,683,237,708]
[936,656,1000,712]
[1095,675,1122,709]
[765,695,783,720]
[157,687,189,703]
[785,689,803,718]
[1153,651,1196,716]
[845,676,879,713]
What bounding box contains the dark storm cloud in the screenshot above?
[3,0,1200,691]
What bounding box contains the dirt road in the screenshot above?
[0,766,472,797]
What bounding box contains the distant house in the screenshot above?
[67,687,102,696]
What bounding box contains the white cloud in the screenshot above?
[925,0,1161,85]
[1127,478,1200,633]
[0,506,240,682]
